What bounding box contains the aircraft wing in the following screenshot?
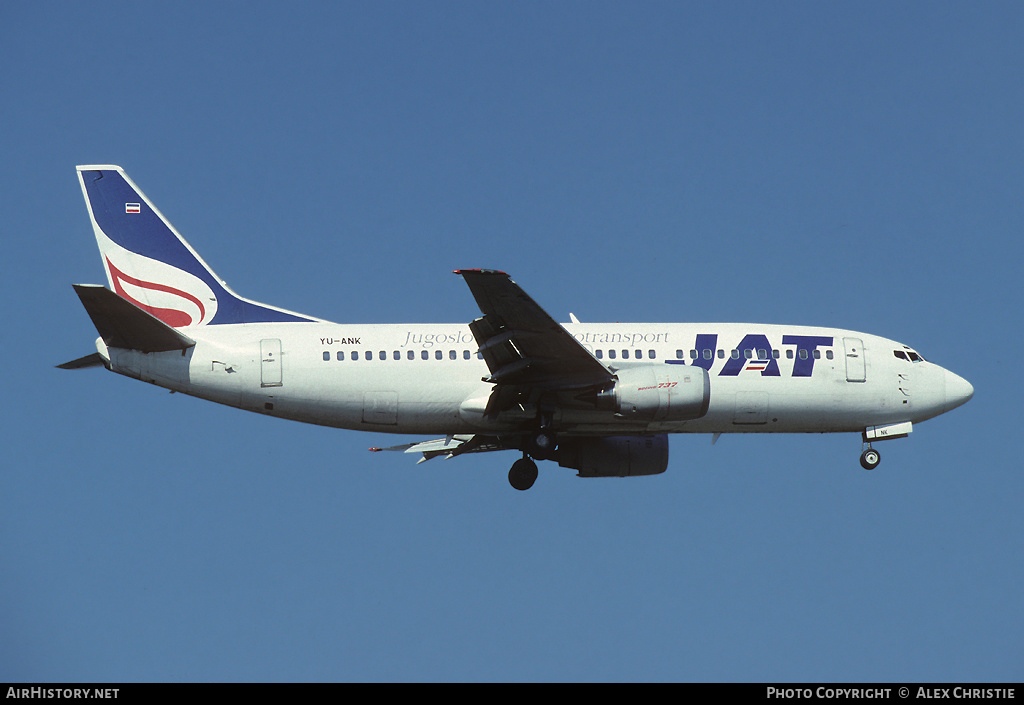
[455,269,613,392]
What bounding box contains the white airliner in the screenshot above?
[62,165,974,490]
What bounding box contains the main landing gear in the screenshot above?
[509,456,539,491]
[508,428,556,490]
[507,410,557,490]
[526,430,557,460]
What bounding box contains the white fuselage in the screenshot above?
[101,320,962,438]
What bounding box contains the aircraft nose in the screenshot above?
[944,369,974,412]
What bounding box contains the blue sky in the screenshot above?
[3,1,1021,682]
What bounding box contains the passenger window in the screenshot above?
[676,349,684,359]
[463,350,471,360]
[703,349,712,360]
[449,350,457,360]
[786,349,794,359]
[648,349,656,359]
[435,350,443,360]
[731,349,740,359]
[366,351,373,361]
[798,349,808,360]
[622,350,630,359]
[813,350,820,359]
[380,351,386,361]
[609,350,616,360]
[421,350,429,360]
[826,350,833,360]
[352,351,359,361]
[393,351,400,360]
[772,349,780,359]
[408,350,415,360]
[718,349,726,359]
[323,351,330,361]
[757,348,767,359]
[690,349,697,360]
[337,351,345,361]
[596,349,604,359]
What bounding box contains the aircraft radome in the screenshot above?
[61,166,974,490]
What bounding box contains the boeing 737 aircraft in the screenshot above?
[62,165,973,490]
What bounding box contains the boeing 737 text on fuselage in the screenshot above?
[61,166,974,490]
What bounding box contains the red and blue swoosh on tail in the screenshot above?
[80,167,316,326]
[106,258,207,327]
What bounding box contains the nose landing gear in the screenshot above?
[860,445,881,470]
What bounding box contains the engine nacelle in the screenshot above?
[597,365,710,422]
[557,435,669,477]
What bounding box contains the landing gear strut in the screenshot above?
[509,456,539,491]
[526,430,557,460]
[511,410,556,490]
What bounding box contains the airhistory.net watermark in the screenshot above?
[6,689,118,700]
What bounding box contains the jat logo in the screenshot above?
[678,333,834,377]
[105,256,217,328]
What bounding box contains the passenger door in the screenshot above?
[843,337,866,382]
[260,339,283,388]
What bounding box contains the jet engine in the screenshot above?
[556,435,669,477]
[595,365,710,422]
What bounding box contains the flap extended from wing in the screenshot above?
[455,270,613,392]
[369,434,508,463]
[73,284,196,353]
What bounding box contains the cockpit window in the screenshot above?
[895,348,925,362]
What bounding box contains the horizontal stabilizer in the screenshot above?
[56,352,106,370]
[73,284,196,353]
